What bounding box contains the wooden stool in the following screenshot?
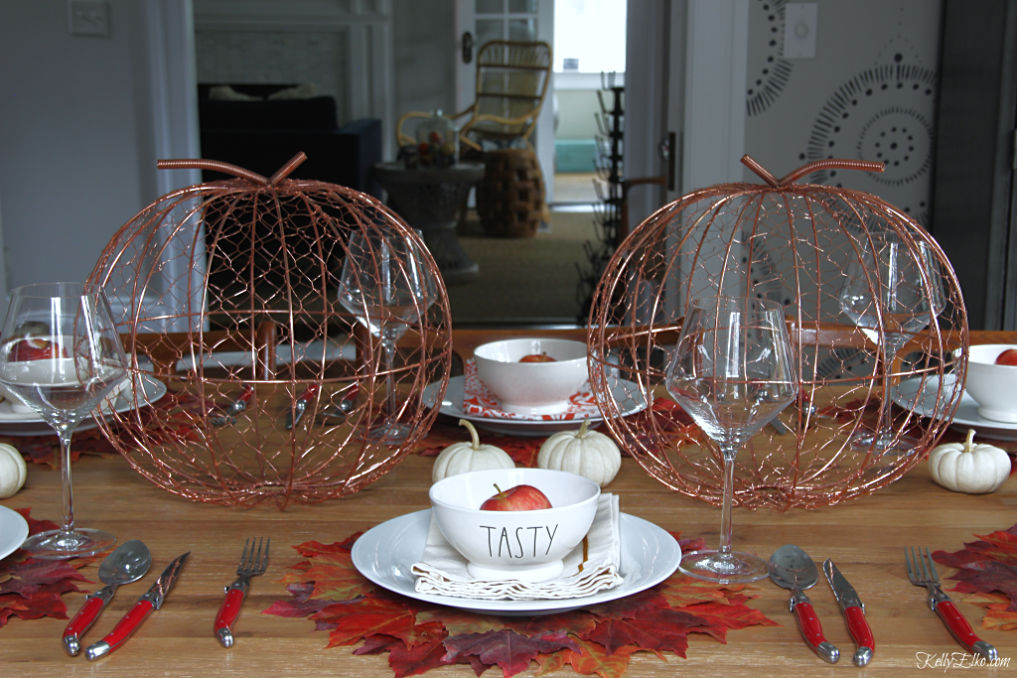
[476,148,546,238]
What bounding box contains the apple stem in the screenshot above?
[492,483,506,499]
[458,418,481,450]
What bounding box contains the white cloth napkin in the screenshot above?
[411,494,623,601]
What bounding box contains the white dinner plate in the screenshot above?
[351,509,681,616]
[0,374,167,436]
[892,373,1017,441]
[0,505,29,561]
[423,376,647,437]
[174,338,353,372]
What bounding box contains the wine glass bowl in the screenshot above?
[664,296,797,583]
[338,229,439,444]
[0,282,128,558]
[839,235,945,454]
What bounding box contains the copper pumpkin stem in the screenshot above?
[268,152,308,185]
[741,154,885,188]
[156,152,308,186]
[740,155,780,187]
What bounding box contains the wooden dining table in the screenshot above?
[1,328,1014,676]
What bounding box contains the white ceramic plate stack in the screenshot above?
[423,376,646,437]
[351,509,681,616]
[892,373,1017,441]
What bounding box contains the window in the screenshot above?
[553,0,626,75]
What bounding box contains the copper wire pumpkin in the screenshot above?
[88,154,452,508]
[586,156,968,510]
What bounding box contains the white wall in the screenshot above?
[0,0,197,292]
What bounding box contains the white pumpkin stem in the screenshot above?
[963,428,977,452]
[459,418,481,450]
[576,419,591,438]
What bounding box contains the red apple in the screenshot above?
[10,338,61,361]
[480,483,552,511]
[995,348,1017,366]
[519,352,555,363]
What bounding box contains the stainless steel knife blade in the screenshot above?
[823,558,874,667]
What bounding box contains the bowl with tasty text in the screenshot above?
[429,467,600,582]
[473,338,589,416]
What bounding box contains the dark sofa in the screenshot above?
[197,84,382,196]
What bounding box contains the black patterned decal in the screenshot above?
[747,0,794,117]
[801,61,936,187]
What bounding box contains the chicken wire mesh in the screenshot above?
[587,156,968,509]
[88,154,452,508]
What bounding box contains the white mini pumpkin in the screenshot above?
[928,429,1012,494]
[431,419,515,482]
[0,443,27,498]
[537,419,621,487]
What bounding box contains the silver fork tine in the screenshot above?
[917,546,930,582]
[239,538,251,571]
[927,548,939,585]
[259,538,270,572]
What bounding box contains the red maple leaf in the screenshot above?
[538,636,637,678]
[581,607,703,657]
[0,509,96,627]
[935,524,1017,613]
[279,538,374,603]
[0,558,89,598]
[356,634,451,678]
[320,596,422,648]
[261,582,336,619]
[443,628,576,678]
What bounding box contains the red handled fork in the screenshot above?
[905,546,997,661]
[214,537,269,648]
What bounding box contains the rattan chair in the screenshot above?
[396,40,553,155]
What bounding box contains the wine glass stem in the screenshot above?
[878,335,906,435]
[717,443,738,556]
[54,424,77,535]
[382,338,397,416]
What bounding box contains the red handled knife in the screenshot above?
[211,384,254,426]
[84,552,189,661]
[823,558,875,667]
[285,383,321,430]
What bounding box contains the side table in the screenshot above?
[371,161,485,284]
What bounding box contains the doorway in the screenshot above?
[551,0,627,209]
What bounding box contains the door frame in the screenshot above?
[454,2,555,204]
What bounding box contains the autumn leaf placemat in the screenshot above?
[0,509,96,628]
[934,524,1017,631]
[265,532,776,678]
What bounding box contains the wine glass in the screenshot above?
[665,296,797,584]
[0,282,128,558]
[338,229,438,444]
[839,235,944,455]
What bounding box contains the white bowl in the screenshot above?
[963,344,1017,423]
[429,467,601,582]
[473,338,589,415]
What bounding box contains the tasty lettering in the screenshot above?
[481,523,559,559]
